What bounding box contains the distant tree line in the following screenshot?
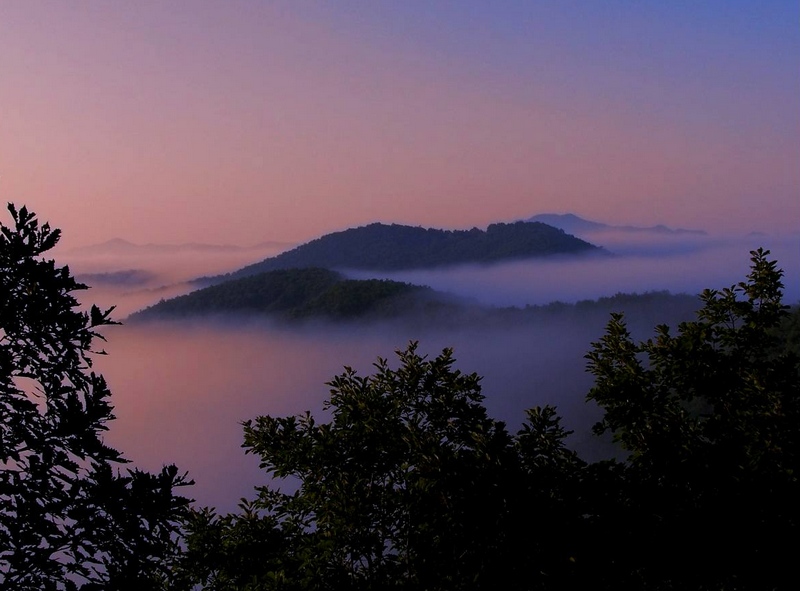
[204,221,598,283]
[132,268,435,322]
[0,205,191,590]
[134,265,701,330]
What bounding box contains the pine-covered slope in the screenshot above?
[130,268,442,322]
[131,266,700,330]
[203,221,599,284]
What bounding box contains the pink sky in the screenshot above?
[1,1,798,248]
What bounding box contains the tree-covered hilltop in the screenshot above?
[130,268,442,322]
[1,205,191,590]
[131,265,701,328]
[199,221,599,284]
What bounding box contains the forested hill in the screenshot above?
[130,268,446,322]
[130,266,700,329]
[201,221,599,284]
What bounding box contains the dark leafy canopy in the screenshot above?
[180,344,584,591]
[584,248,800,589]
[213,220,598,282]
[132,267,436,322]
[135,266,700,328]
[0,205,191,590]
[181,248,799,591]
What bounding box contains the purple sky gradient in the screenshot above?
[1,1,798,248]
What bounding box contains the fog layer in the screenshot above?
[81,233,798,511]
[95,305,693,512]
[344,235,800,307]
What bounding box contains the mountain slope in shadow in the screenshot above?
[130,268,454,323]
[198,221,600,285]
[131,266,700,331]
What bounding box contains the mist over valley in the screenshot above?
[62,218,800,511]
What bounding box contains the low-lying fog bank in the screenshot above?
[63,232,800,318]
[78,233,798,511]
[95,299,697,512]
[344,235,800,307]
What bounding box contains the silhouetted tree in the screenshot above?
[180,343,585,590]
[0,204,192,590]
[180,248,799,591]
[584,248,799,589]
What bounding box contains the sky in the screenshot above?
[1,1,798,249]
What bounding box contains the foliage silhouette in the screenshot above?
[0,205,192,590]
[583,248,799,589]
[180,344,583,590]
[180,248,799,591]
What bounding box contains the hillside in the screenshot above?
[130,268,448,322]
[200,221,599,284]
[131,266,700,329]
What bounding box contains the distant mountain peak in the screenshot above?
[525,213,706,236]
[201,221,601,284]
